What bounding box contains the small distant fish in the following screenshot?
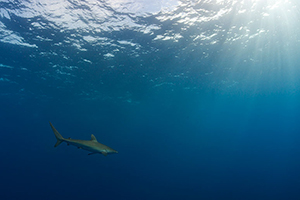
[49,122,118,156]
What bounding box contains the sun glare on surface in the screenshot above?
[215,0,299,92]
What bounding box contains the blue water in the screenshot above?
[1,0,300,199]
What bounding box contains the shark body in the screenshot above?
[50,122,118,156]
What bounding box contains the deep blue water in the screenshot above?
[1,0,300,199]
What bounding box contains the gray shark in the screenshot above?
[50,122,118,156]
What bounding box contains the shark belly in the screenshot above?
[65,139,101,153]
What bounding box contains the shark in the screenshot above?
[49,122,118,156]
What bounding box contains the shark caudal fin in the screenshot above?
[49,122,65,147]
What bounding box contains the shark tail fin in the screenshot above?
[49,122,64,147]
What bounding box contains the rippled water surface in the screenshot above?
[1,0,300,200]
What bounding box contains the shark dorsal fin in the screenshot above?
[91,134,98,142]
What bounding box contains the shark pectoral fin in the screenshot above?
[88,153,97,155]
[101,152,108,156]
